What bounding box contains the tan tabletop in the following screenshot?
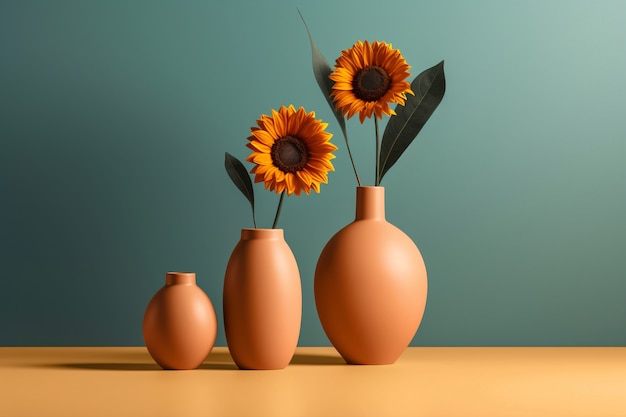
[1,347,625,417]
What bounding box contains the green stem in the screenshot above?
[272,191,286,229]
[374,117,380,186]
[344,132,362,186]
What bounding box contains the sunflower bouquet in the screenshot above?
[300,12,446,186]
[225,105,337,229]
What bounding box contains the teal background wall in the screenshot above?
[1,0,625,347]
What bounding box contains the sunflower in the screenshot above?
[330,40,413,123]
[246,105,337,196]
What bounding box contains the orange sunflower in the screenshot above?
[330,40,413,123]
[246,105,337,196]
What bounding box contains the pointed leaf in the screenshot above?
[378,60,446,183]
[224,152,256,227]
[298,9,347,142]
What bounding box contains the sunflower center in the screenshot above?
[353,66,391,102]
[271,136,309,173]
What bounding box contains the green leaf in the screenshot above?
[298,9,347,142]
[224,152,256,228]
[378,60,446,183]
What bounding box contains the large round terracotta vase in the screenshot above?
[315,186,428,365]
[223,228,302,370]
[143,272,218,370]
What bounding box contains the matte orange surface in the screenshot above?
[1,347,625,417]
[143,272,217,370]
[315,187,428,364]
[223,228,302,370]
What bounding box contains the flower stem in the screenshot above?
[344,132,361,186]
[272,191,286,229]
[374,117,380,186]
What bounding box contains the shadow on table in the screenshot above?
[206,348,346,367]
[44,351,237,371]
[50,361,237,371]
[289,352,345,366]
[34,350,346,371]
[54,362,162,371]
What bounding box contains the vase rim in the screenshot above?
[241,228,284,231]
[240,228,285,240]
[166,272,196,285]
[166,271,195,277]
[356,185,385,191]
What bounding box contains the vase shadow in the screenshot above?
[42,351,239,371]
[207,350,347,367]
[51,362,161,371]
[200,351,239,370]
[289,352,346,366]
[197,362,238,370]
[47,361,237,371]
[36,350,345,370]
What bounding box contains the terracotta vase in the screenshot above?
[143,272,217,370]
[223,228,301,370]
[314,186,428,365]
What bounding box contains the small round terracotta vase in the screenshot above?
[315,186,428,365]
[143,272,217,370]
[223,228,302,370]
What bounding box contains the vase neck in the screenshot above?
[166,272,196,286]
[355,186,385,221]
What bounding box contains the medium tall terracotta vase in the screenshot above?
[223,228,302,370]
[315,186,428,365]
[143,272,218,370]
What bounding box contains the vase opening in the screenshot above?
[166,272,196,286]
[240,228,284,241]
